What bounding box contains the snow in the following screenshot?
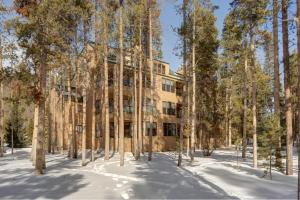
[0,148,297,199]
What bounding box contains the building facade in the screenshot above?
[51,48,190,152]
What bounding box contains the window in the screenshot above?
[163,123,177,136]
[176,82,183,96]
[124,70,133,87]
[124,122,132,137]
[143,74,151,88]
[108,53,117,62]
[163,101,176,115]
[124,96,133,113]
[143,98,156,113]
[162,78,175,93]
[162,65,166,74]
[145,122,157,136]
[176,104,182,118]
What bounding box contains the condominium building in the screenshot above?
[51,47,187,152]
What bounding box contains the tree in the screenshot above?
[4,96,27,148]
[148,0,154,162]
[119,0,125,166]
[282,0,293,176]
[258,115,281,180]
[296,0,300,196]
[272,0,282,169]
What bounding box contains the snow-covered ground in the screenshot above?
[0,148,297,199]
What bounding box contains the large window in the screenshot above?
[162,101,176,115]
[143,98,156,113]
[162,78,175,93]
[154,63,166,75]
[143,74,151,88]
[124,96,133,113]
[124,122,132,137]
[163,123,177,136]
[145,122,157,136]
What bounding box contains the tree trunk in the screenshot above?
[242,56,247,159]
[133,49,138,160]
[67,64,74,159]
[119,5,125,166]
[91,72,96,162]
[297,0,300,196]
[250,32,257,168]
[178,0,188,167]
[273,0,282,170]
[228,87,232,147]
[148,0,153,162]
[114,51,119,153]
[0,36,3,157]
[190,0,196,161]
[282,0,293,175]
[32,105,39,164]
[104,31,110,161]
[137,20,143,159]
[48,74,52,154]
[82,88,86,166]
[60,68,65,154]
[35,52,47,174]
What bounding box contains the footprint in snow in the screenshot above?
[112,177,119,181]
[117,184,123,188]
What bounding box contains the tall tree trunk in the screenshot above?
[137,20,143,159]
[0,36,3,157]
[228,84,232,147]
[133,49,138,160]
[190,0,196,161]
[178,0,188,167]
[104,25,110,161]
[82,87,86,166]
[273,0,282,170]
[67,64,74,159]
[60,68,65,154]
[148,0,153,162]
[242,56,247,159]
[250,32,257,168]
[35,51,47,174]
[225,88,229,146]
[31,105,39,164]
[48,73,52,154]
[282,0,293,175]
[119,4,125,166]
[114,51,119,153]
[91,73,96,162]
[297,0,300,197]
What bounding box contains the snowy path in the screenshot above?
[0,148,297,199]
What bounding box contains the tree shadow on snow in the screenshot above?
[0,168,87,199]
[127,153,240,199]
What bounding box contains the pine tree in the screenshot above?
[282,0,293,175]
[272,0,282,169]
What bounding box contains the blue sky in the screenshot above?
[159,0,231,71]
